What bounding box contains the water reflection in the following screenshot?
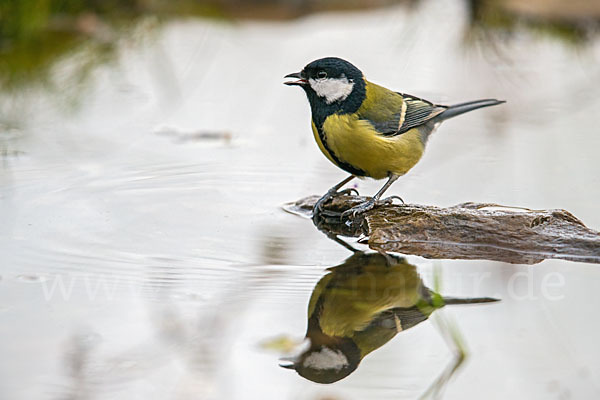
[2,1,600,399]
[281,245,498,388]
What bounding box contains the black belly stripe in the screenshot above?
[314,121,367,177]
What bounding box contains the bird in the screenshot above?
[284,57,505,219]
[279,251,499,383]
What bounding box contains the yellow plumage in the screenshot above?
[358,80,404,122]
[285,57,504,217]
[311,81,425,180]
[314,257,423,339]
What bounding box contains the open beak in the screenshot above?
[284,72,307,86]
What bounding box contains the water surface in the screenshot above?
[1,1,600,399]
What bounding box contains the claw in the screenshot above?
[316,199,328,212]
[340,199,376,220]
[338,188,359,197]
[378,195,405,205]
[318,208,342,218]
[313,190,336,214]
[340,193,404,221]
[313,187,360,217]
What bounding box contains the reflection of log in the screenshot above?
[287,196,600,265]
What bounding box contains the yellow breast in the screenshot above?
[317,114,425,180]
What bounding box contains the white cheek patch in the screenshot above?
[309,76,355,104]
[302,347,348,371]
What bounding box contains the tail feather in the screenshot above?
[442,296,500,305]
[434,99,505,122]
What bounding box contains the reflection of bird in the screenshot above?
[285,57,505,218]
[281,252,498,383]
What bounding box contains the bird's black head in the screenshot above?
[280,340,361,384]
[284,57,367,124]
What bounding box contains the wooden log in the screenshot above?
[285,195,600,265]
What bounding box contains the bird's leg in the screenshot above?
[324,232,362,253]
[419,313,466,400]
[313,175,357,216]
[341,173,400,220]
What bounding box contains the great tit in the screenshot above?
[280,252,498,383]
[284,57,505,218]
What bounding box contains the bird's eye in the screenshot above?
[317,71,327,79]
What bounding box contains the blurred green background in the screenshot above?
[1,0,599,90]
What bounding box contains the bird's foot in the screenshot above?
[313,188,359,217]
[340,195,404,221]
[340,199,376,220]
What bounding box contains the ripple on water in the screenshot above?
[16,274,47,283]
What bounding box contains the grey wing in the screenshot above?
[367,307,429,332]
[369,116,403,135]
[380,93,448,137]
[389,306,430,330]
